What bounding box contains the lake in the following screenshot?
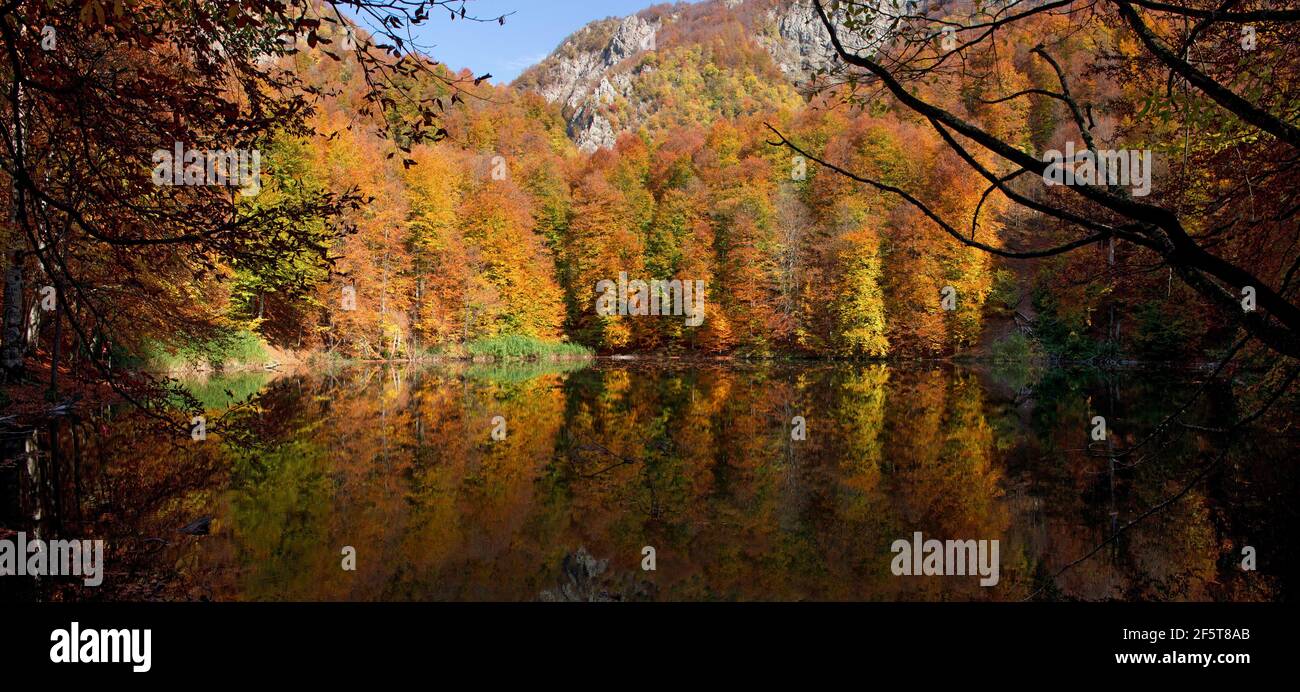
[2,360,1294,601]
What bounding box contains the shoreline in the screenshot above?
[147,351,1238,376]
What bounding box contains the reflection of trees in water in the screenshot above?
[3,362,1290,601]
[1,412,228,601]
[999,367,1289,601]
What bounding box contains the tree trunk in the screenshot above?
[2,258,25,379]
[48,286,61,398]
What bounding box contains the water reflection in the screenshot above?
[2,361,1293,601]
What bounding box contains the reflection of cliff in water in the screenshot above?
[540,547,656,602]
[1,361,1293,602]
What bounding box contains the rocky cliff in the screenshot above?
[515,0,893,152]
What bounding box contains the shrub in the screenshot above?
[464,335,594,361]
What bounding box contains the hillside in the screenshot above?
[514,0,887,152]
[2,0,1256,374]
[210,0,1233,362]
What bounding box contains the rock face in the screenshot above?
[516,0,891,152]
[517,14,662,152]
[758,0,846,83]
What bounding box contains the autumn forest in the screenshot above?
[2,0,1299,613]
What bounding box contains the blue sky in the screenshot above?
[403,1,700,84]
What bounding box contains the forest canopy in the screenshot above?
[1,0,1297,418]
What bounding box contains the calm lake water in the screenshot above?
[3,360,1295,601]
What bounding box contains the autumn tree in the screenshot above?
[0,0,506,419]
[773,0,1300,361]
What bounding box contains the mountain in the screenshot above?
[513,0,857,152]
